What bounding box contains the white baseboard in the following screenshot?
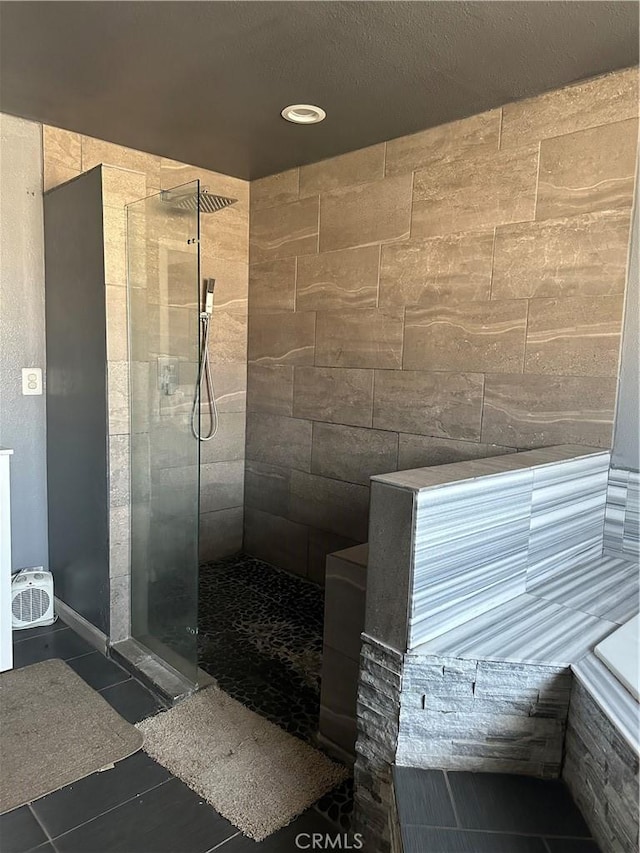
[54,596,108,655]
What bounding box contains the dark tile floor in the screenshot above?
[394,767,602,853]
[1,616,339,853]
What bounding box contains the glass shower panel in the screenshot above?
[127,181,200,685]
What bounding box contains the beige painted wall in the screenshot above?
[42,126,250,585]
[245,66,639,583]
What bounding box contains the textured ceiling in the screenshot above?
[0,1,638,179]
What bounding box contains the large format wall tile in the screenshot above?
[209,310,247,365]
[492,210,632,299]
[247,363,294,415]
[482,374,616,448]
[300,144,385,196]
[200,203,248,264]
[200,507,243,562]
[525,295,624,377]
[397,434,515,470]
[250,196,319,262]
[200,460,245,513]
[319,173,412,252]
[201,256,248,315]
[290,471,370,541]
[243,508,309,577]
[373,370,484,441]
[315,308,404,369]
[403,301,527,373]
[199,412,246,463]
[245,412,312,471]
[293,366,374,427]
[43,125,82,169]
[82,136,161,187]
[379,231,494,308]
[536,118,639,219]
[251,168,299,211]
[244,460,291,517]
[311,422,399,485]
[248,258,296,313]
[501,66,639,150]
[412,146,538,237]
[296,245,379,311]
[385,109,501,176]
[248,311,315,364]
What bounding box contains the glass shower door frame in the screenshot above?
[126,180,202,688]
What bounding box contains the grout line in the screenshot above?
[532,140,542,221]
[488,226,497,300]
[478,372,487,444]
[401,821,593,842]
[376,242,382,308]
[207,831,242,851]
[28,803,54,846]
[497,106,504,150]
[522,297,532,373]
[37,778,174,844]
[442,771,462,829]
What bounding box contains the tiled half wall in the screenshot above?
[245,66,639,582]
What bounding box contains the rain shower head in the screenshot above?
[162,187,238,214]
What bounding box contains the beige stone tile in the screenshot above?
[404,300,528,373]
[251,168,299,211]
[107,361,130,435]
[200,460,245,513]
[244,460,291,517]
[200,202,249,264]
[250,196,319,263]
[247,363,294,415]
[110,574,130,643]
[379,231,494,308]
[106,285,128,362]
[82,136,161,187]
[208,310,247,365]
[293,366,374,427]
[201,256,248,314]
[103,205,128,287]
[319,173,412,252]
[373,370,484,440]
[43,125,82,168]
[316,308,404,369]
[101,166,147,209]
[159,158,249,204]
[536,119,639,220]
[108,434,130,508]
[311,422,398,485]
[482,374,616,448]
[296,246,379,311]
[43,161,82,192]
[492,210,632,299]
[244,507,309,578]
[385,109,501,176]
[413,145,539,237]
[199,507,244,562]
[246,412,312,471]
[398,434,516,470]
[290,471,370,541]
[210,363,247,413]
[109,504,130,579]
[299,144,385,196]
[249,258,296,313]
[501,67,639,150]
[248,312,315,365]
[525,295,624,377]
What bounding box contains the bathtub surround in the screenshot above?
[352,445,639,852]
[245,66,638,582]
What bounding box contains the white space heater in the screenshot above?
[11,568,55,630]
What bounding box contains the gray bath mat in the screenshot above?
[137,685,348,841]
[0,658,142,813]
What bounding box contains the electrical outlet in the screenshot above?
[22,368,42,396]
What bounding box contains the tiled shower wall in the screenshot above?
[42,126,249,582]
[245,66,639,583]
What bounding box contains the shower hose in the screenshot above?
[191,312,219,441]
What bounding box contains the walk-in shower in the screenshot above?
[126,181,236,686]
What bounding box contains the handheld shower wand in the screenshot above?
[191,278,219,441]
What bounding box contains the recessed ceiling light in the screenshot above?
[281,104,326,124]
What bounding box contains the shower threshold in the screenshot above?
[109,635,213,707]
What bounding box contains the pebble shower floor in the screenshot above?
[197,554,354,831]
